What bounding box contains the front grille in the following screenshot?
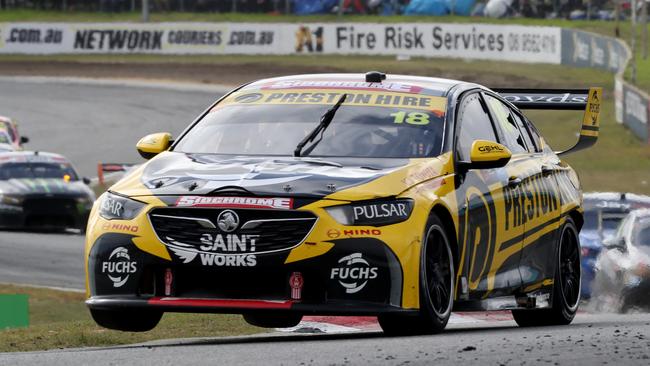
[149,207,317,254]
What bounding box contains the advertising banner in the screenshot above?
[560,29,628,73]
[622,83,650,143]
[0,22,562,63]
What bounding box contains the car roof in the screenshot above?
[0,150,70,164]
[242,73,472,97]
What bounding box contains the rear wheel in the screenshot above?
[90,308,162,332]
[243,312,303,328]
[379,215,454,335]
[512,217,581,327]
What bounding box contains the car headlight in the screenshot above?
[99,192,146,220]
[0,193,23,206]
[325,199,414,226]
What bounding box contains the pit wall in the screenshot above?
[0,22,646,142]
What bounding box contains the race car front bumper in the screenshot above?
[86,231,409,316]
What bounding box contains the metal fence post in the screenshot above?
[338,0,344,17]
[631,0,638,83]
[643,0,648,59]
[285,0,290,14]
[142,0,150,22]
[232,0,237,12]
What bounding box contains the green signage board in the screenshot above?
[0,294,29,329]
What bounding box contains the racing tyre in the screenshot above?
[379,215,454,335]
[89,308,162,332]
[512,217,581,327]
[243,312,303,328]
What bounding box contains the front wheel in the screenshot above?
[512,217,581,327]
[379,214,454,335]
[90,308,162,332]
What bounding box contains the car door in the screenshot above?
[454,91,524,300]
[489,98,563,293]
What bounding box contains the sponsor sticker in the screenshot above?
[101,247,137,288]
[330,253,378,294]
[166,233,259,267]
[101,222,139,233]
[261,80,422,94]
[289,272,304,300]
[175,196,293,209]
[352,202,409,222]
[218,89,447,113]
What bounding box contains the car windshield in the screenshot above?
[0,162,78,180]
[174,90,446,158]
[0,132,10,144]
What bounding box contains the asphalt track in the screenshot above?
[0,77,224,290]
[1,78,650,365]
[1,313,649,365]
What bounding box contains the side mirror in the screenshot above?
[20,136,29,144]
[82,177,91,185]
[603,236,626,252]
[461,140,512,170]
[136,132,172,160]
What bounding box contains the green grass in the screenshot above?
[0,284,261,352]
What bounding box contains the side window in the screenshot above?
[523,116,543,152]
[484,95,527,154]
[510,112,535,152]
[456,93,498,161]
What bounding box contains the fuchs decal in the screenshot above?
[175,196,293,209]
[330,253,379,294]
[101,247,137,288]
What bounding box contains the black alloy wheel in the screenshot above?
[558,223,581,312]
[512,217,581,327]
[378,214,454,335]
[423,224,454,319]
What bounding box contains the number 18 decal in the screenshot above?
[390,111,430,125]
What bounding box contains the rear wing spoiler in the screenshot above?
[493,87,602,156]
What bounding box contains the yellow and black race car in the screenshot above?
[85,72,601,334]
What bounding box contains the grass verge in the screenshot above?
[0,284,261,352]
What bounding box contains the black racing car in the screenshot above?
[0,151,95,231]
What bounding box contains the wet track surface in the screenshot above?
[1,313,649,365]
[1,79,650,364]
